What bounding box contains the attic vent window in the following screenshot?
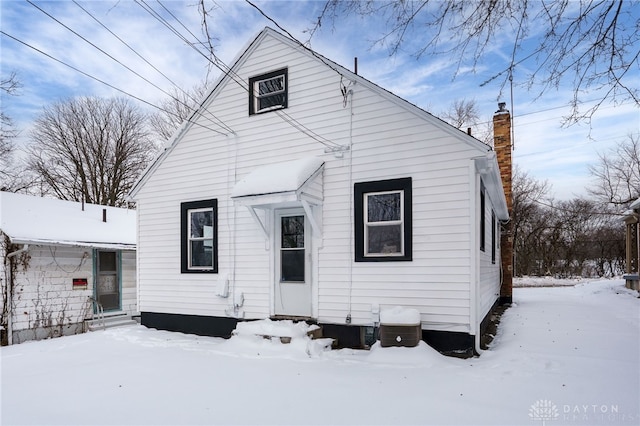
[249,68,288,115]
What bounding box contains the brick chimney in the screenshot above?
[493,102,513,304]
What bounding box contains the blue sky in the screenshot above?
[1,0,638,200]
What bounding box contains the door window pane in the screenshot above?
[99,251,116,272]
[281,216,304,248]
[281,216,305,282]
[281,250,305,282]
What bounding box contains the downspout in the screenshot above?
[346,82,355,324]
[468,161,483,355]
[5,244,29,345]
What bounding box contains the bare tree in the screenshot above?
[511,167,551,276]
[441,99,480,130]
[0,72,35,193]
[588,213,625,277]
[26,97,157,207]
[0,111,16,173]
[511,167,625,277]
[1,72,20,166]
[309,0,639,123]
[440,98,494,145]
[149,81,210,142]
[588,134,640,209]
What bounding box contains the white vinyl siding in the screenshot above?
[133,29,503,335]
[478,182,502,323]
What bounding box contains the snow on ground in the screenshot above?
[1,279,638,426]
[513,276,604,287]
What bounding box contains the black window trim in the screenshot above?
[181,199,218,273]
[248,68,288,115]
[354,177,412,262]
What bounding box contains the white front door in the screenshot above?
[275,209,312,317]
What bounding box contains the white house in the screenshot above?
[0,192,137,345]
[130,27,511,355]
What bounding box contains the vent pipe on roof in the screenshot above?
[354,57,358,75]
[102,208,107,223]
[467,127,472,136]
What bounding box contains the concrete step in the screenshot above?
[236,319,333,347]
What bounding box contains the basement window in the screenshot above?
[181,199,218,273]
[354,178,412,262]
[249,68,288,115]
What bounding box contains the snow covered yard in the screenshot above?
[1,279,638,426]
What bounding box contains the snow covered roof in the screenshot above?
[0,192,136,249]
[231,157,324,199]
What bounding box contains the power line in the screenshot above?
[469,99,637,132]
[244,0,347,80]
[136,0,342,150]
[1,31,157,110]
[31,0,233,135]
[139,0,247,91]
[27,2,171,104]
[0,30,228,137]
[72,1,178,91]
[524,194,629,216]
[192,44,341,149]
[72,1,234,134]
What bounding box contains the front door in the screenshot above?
[275,210,312,317]
[96,250,120,311]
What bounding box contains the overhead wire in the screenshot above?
[32,0,233,135]
[524,194,629,216]
[241,0,635,152]
[134,0,245,92]
[211,56,342,149]
[0,31,227,137]
[72,1,177,93]
[1,31,158,111]
[71,0,234,134]
[156,0,212,54]
[244,0,346,79]
[472,98,636,130]
[26,2,181,110]
[136,0,341,149]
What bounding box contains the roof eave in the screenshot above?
[8,237,136,251]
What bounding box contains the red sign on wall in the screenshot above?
[72,278,88,289]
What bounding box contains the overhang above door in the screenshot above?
[230,157,325,239]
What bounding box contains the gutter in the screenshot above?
[5,244,29,345]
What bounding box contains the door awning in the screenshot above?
[231,157,325,240]
[231,157,324,207]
